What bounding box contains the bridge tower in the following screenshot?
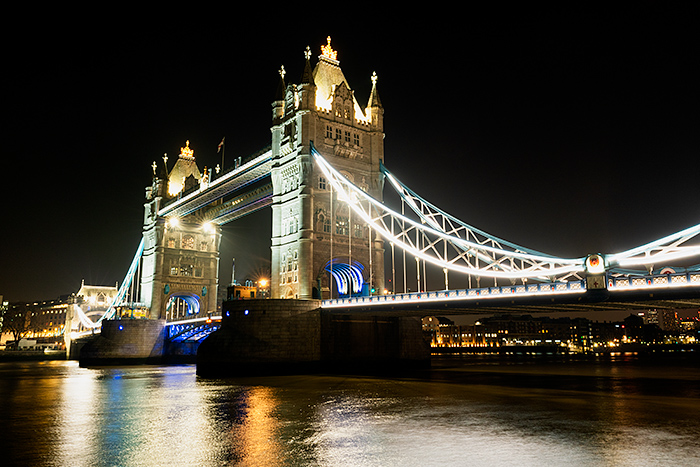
[270,38,385,299]
[141,142,222,319]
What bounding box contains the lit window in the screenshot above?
[182,235,195,249]
[354,224,363,238]
[336,216,348,235]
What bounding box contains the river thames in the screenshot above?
[1,354,698,466]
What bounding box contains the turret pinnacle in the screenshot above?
[274,65,287,101]
[367,71,382,109]
[300,46,315,85]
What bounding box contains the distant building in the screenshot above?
[422,316,459,346]
[228,284,258,300]
[638,309,680,332]
[27,297,71,342]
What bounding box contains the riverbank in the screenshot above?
[0,350,66,361]
[431,343,699,355]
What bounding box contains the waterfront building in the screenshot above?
[0,296,6,336]
[422,313,694,352]
[638,309,680,332]
[27,297,70,342]
[227,283,258,300]
[422,316,460,346]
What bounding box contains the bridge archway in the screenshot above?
[323,258,367,298]
[165,294,201,321]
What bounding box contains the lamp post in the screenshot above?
[258,279,268,299]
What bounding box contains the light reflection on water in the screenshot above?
[0,357,698,466]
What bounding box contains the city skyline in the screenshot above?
[2,9,698,303]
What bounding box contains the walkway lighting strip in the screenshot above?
[166,316,222,326]
[322,280,586,308]
[322,272,700,308]
[313,148,584,279]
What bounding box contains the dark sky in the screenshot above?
[2,7,699,303]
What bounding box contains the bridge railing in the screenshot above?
[608,272,700,291]
[321,279,586,308]
[322,271,700,308]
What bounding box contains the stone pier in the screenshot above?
[79,319,166,366]
[196,299,430,377]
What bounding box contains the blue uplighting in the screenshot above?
[325,260,365,296]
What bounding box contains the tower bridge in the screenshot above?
[70,38,700,369]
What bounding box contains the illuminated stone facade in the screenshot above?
[141,144,221,319]
[270,39,385,299]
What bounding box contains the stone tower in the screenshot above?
[270,38,385,299]
[141,141,222,319]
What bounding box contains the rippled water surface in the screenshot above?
[1,355,698,466]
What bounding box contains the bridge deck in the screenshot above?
[322,272,700,315]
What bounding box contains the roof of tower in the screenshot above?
[167,141,202,197]
[312,37,370,123]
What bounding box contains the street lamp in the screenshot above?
[258,279,268,299]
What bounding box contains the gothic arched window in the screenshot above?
[182,235,195,249]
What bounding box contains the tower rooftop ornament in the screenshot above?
[321,36,337,61]
[180,140,195,160]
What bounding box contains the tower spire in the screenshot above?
[368,71,382,109]
[366,71,384,131]
[275,65,286,101]
[300,46,314,84]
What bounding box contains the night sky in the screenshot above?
[2,7,698,304]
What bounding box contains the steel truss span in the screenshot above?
[315,148,583,281]
[73,239,145,333]
[312,145,700,283]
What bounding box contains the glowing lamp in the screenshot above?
[202,222,215,234]
[585,254,605,274]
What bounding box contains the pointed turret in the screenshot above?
[368,71,382,108]
[366,71,384,130]
[297,46,316,111]
[275,64,287,100]
[272,65,286,122]
[300,46,315,85]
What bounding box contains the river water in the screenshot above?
[1,354,698,466]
